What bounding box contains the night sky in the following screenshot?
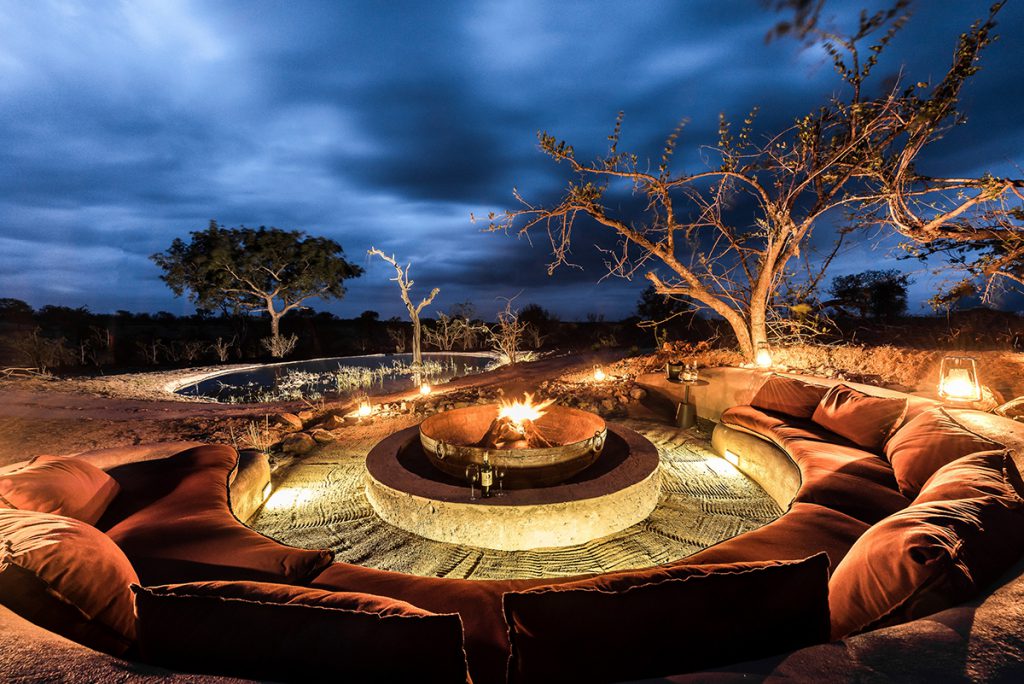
[2,1,1022,321]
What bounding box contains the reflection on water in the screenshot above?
[175,353,498,403]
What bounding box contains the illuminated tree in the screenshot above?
[151,221,363,358]
[368,248,439,366]
[486,2,1021,361]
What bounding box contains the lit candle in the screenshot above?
[593,366,607,382]
[755,348,772,369]
[357,401,372,417]
[420,383,432,395]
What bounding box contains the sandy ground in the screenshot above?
[0,350,627,467]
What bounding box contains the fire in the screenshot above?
[497,393,555,432]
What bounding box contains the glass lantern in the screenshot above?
[938,356,982,403]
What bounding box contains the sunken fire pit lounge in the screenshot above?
[2,368,1024,683]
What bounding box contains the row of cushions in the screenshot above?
[751,375,907,453]
[0,506,473,682]
[750,375,1003,497]
[0,455,119,525]
[830,449,1024,639]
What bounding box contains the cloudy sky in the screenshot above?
[1,0,1022,320]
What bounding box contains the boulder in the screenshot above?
[297,409,316,424]
[629,387,647,401]
[280,432,317,455]
[309,429,336,444]
[274,413,303,432]
[318,414,346,430]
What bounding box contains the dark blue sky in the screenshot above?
[1,1,1022,321]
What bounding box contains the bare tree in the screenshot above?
[9,328,73,373]
[483,2,1021,361]
[260,333,298,359]
[368,248,439,366]
[386,324,408,353]
[424,312,462,351]
[209,336,236,363]
[135,338,165,366]
[489,298,530,364]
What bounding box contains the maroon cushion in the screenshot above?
[721,406,855,450]
[914,450,1024,504]
[503,554,831,684]
[828,455,1024,639]
[680,502,869,572]
[788,440,909,524]
[133,581,470,683]
[103,445,332,585]
[0,455,119,525]
[311,561,578,684]
[750,374,829,419]
[0,508,138,655]
[884,407,1003,498]
[811,384,907,452]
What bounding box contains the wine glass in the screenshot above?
[465,465,480,500]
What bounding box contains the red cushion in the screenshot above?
[788,441,909,524]
[503,554,831,684]
[914,450,1024,504]
[811,384,907,452]
[311,561,577,684]
[828,456,1024,639]
[680,502,869,572]
[0,455,119,525]
[133,581,470,683]
[103,445,332,585]
[884,407,1003,498]
[721,405,855,450]
[0,508,138,655]
[750,374,829,419]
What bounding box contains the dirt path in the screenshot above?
[0,350,625,466]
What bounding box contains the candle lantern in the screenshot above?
[755,343,772,369]
[666,360,684,381]
[593,366,607,382]
[938,356,982,403]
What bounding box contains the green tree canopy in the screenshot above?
[151,221,363,355]
[828,269,912,319]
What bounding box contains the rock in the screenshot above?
[629,387,646,401]
[600,398,616,412]
[616,394,629,404]
[274,413,303,432]
[309,429,336,444]
[280,432,317,455]
[318,414,346,430]
[297,409,316,424]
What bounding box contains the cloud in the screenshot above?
[0,0,1021,321]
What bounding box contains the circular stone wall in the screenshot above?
[364,424,660,550]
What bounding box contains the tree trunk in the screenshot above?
[411,316,422,366]
[270,313,282,358]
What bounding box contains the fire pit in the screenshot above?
[418,395,607,488]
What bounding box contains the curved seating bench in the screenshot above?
[3,367,1024,683]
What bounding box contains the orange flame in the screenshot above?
[497,393,555,432]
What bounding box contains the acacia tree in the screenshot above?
[485,2,1021,361]
[368,248,439,366]
[152,221,363,358]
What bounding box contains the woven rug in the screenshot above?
[249,419,781,580]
